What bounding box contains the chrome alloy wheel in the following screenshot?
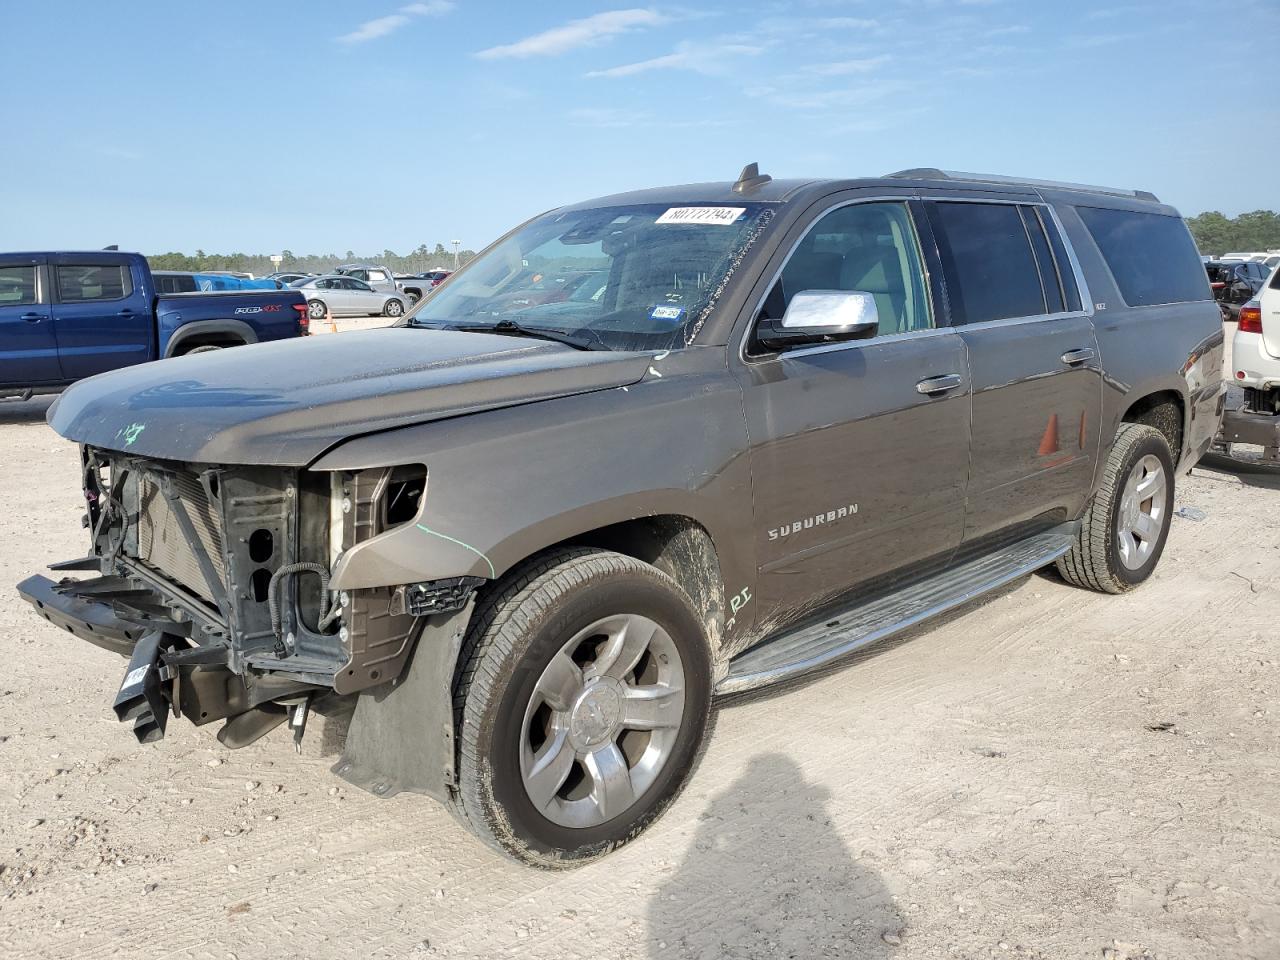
[1116,453,1167,571]
[307,299,327,320]
[520,614,686,829]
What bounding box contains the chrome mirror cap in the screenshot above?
[758,289,880,348]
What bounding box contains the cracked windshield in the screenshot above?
[408,202,772,351]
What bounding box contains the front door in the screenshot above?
[0,255,59,387]
[924,198,1103,542]
[736,199,973,624]
[50,253,152,380]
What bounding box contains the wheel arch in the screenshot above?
[1120,388,1185,462]
[163,319,258,357]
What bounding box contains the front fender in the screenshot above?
[312,351,755,611]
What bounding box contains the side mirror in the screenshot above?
[757,290,880,348]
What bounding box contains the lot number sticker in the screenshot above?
[655,207,746,226]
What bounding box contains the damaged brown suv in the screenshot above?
[19,165,1224,866]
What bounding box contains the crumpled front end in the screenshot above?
[18,445,478,749]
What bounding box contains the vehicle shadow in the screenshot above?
[0,396,56,425]
[1195,456,1280,491]
[647,753,902,959]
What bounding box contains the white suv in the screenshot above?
[1220,264,1280,462]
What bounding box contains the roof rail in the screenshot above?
[884,168,1158,203]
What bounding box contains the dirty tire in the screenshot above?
[1057,423,1175,594]
[383,298,404,318]
[183,344,224,354]
[452,547,712,868]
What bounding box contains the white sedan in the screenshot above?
[291,275,407,321]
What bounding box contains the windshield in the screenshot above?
[407,202,774,351]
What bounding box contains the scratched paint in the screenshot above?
[415,523,496,578]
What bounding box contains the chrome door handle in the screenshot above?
[1061,347,1095,365]
[916,373,963,395]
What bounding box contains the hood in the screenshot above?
[50,329,652,466]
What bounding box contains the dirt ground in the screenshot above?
[1,324,1277,960]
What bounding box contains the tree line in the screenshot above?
[143,210,1280,277]
[147,243,476,277]
[1186,210,1280,257]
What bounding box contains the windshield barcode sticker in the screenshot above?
[655,207,746,226]
[120,665,148,691]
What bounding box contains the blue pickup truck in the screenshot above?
[0,250,309,400]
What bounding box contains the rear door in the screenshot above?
[0,255,60,386]
[735,197,973,621]
[345,278,379,313]
[50,254,152,379]
[924,197,1102,543]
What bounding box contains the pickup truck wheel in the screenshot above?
[307,299,328,321]
[452,547,712,868]
[183,344,224,355]
[1056,423,1174,594]
[383,298,404,318]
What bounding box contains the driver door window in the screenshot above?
[758,201,933,339]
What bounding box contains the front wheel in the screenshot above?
[1057,423,1175,594]
[453,548,712,868]
[383,298,404,318]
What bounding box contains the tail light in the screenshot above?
[293,302,310,335]
[1239,302,1263,334]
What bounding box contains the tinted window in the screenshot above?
[56,263,132,302]
[930,202,1046,324]
[1041,210,1082,312]
[1076,206,1208,306]
[1021,207,1064,314]
[759,201,933,336]
[0,265,38,305]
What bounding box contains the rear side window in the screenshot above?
[929,202,1047,324]
[0,265,38,305]
[1076,207,1208,306]
[56,263,133,303]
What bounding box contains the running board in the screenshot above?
[717,525,1077,696]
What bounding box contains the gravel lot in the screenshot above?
[1,326,1277,960]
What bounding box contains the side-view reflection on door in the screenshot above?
[924,198,1102,544]
[735,199,973,623]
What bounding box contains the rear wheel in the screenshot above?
[452,548,712,868]
[1057,423,1174,594]
[307,299,327,321]
[383,298,405,318]
[183,344,225,355]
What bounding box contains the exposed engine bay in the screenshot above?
[19,446,478,751]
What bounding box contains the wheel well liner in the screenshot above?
[1120,390,1184,461]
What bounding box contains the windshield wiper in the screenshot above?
[445,318,608,351]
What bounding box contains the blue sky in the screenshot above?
[2,1,1276,255]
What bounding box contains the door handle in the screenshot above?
[1061,347,1095,365]
[20,312,43,323]
[117,309,135,317]
[916,373,963,395]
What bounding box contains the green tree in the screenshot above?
[1186,210,1280,257]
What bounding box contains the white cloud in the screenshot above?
[337,1,454,44]
[803,55,892,77]
[587,39,762,78]
[475,9,667,60]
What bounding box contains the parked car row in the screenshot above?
[1206,258,1273,321]
[290,274,409,320]
[0,251,307,399]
